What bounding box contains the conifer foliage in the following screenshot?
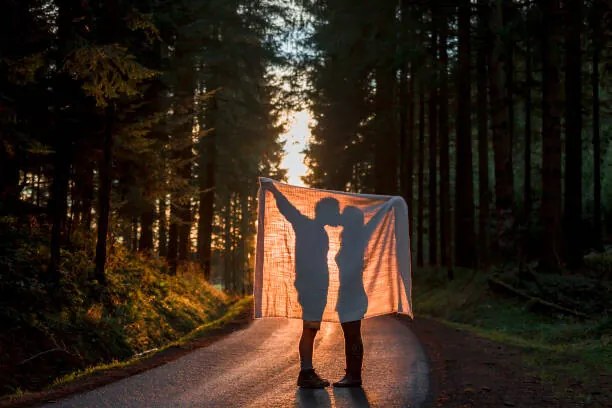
[0,0,286,292]
[301,0,612,273]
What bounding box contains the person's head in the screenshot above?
[341,206,364,229]
[314,197,340,226]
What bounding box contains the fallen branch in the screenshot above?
[133,348,159,358]
[17,348,70,366]
[487,277,589,319]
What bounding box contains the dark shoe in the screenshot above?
[297,369,330,388]
[333,370,362,387]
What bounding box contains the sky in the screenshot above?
[279,110,311,186]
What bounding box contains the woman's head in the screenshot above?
[341,206,364,228]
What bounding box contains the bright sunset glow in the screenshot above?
[280,110,311,186]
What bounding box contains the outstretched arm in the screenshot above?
[263,181,304,226]
[364,201,391,238]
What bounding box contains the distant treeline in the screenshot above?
[302,0,612,273]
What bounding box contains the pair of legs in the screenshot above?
[298,320,363,388]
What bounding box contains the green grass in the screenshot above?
[413,267,612,400]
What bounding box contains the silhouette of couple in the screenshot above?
[265,181,387,388]
[267,183,385,323]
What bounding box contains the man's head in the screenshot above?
[314,197,340,226]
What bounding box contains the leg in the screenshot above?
[297,321,329,388]
[299,324,318,370]
[334,320,363,387]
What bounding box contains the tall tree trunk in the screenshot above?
[488,0,514,259]
[407,62,416,249]
[240,192,250,294]
[131,218,138,252]
[48,0,79,282]
[36,167,43,208]
[177,202,191,261]
[373,1,398,195]
[167,204,178,274]
[399,0,411,225]
[0,140,20,215]
[454,0,476,268]
[81,166,94,230]
[428,9,438,266]
[399,62,409,204]
[94,106,113,284]
[524,44,532,226]
[540,0,563,271]
[138,201,154,252]
[591,0,603,251]
[504,1,515,150]
[158,196,168,257]
[165,38,195,266]
[417,84,425,267]
[438,6,452,278]
[223,202,232,291]
[477,0,490,269]
[197,89,217,280]
[564,0,583,269]
[49,143,70,281]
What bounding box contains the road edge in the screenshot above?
[395,315,439,408]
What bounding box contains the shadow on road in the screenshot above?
[294,387,371,408]
[333,387,371,407]
[295,388,331,407]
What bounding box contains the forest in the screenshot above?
[0,0,611,402]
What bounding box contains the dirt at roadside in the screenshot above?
[405,317,610,408]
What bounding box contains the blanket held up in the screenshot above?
[254,178,412,323]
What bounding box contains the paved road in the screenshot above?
[48,316,429,408]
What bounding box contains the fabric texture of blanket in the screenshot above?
[254,178,413,323]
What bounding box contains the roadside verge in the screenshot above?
[0,297,253,408]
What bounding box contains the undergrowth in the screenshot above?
[413,267,612,403]
[0,216,236,397]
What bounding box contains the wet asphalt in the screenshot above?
[46,315,429,407]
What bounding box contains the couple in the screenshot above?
[265,181,386,389]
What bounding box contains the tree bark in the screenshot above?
[477,0,490,269]
[197,89,217,280]
[428,8,438,266]
[540,0,563,271]
[454,0,476,268]
[438,6,452,278]
[591,0,603,252]
[417,84,425,267]
[177,201,191,261]
[524,44,532,225]
[373,1,398,195]
[94,106,113,284]
[399,0,411,228]
[488,0,514,259]
[49,143,70,281]
[81,166,94,230]
[167,206,178,274]
[564,0,583,269]
[407,62,416,250]
[138,201,154,252]
[0,142,20,215]
[158,196,168,257]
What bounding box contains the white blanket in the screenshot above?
[254,178,413,323]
